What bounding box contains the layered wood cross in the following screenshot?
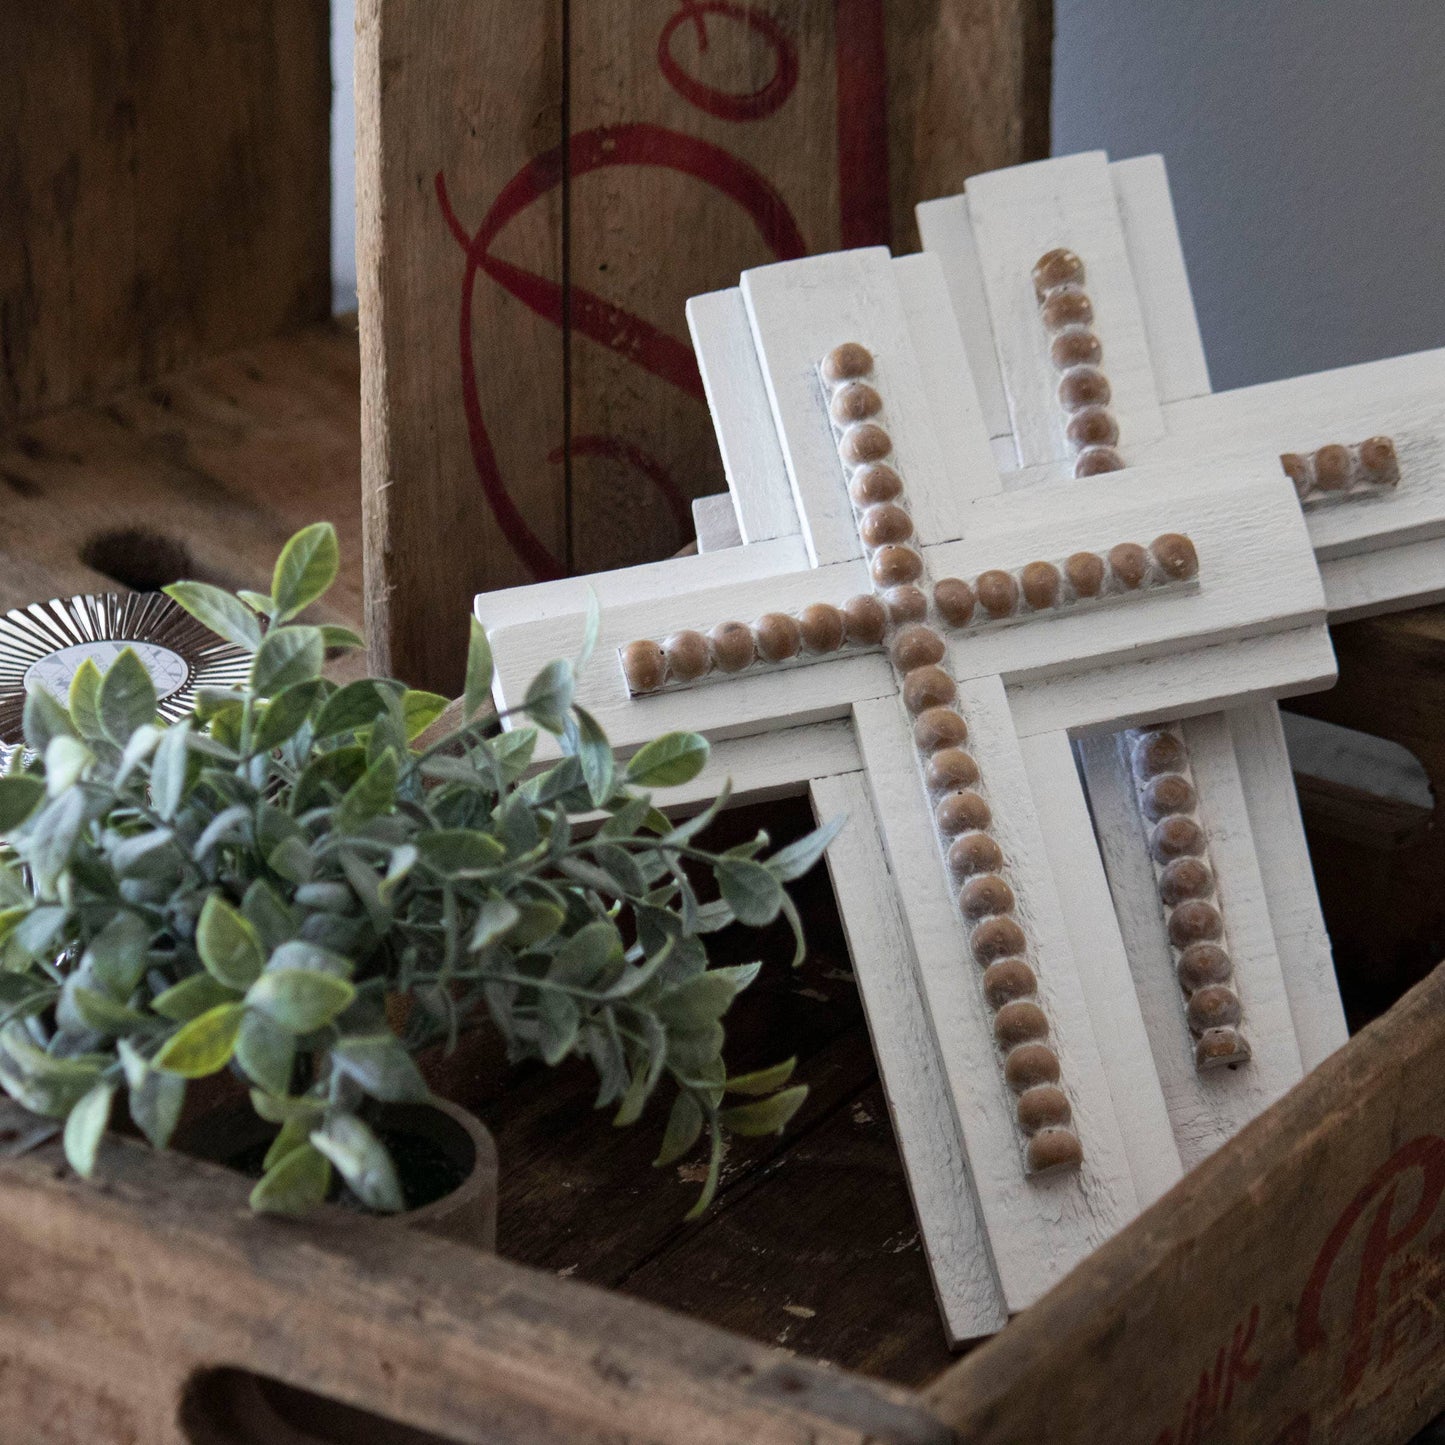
[477,241,1331,1341]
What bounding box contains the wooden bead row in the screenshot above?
[1130,726,1251,1072]
[1280,436,1399,507]
[1032,249,1124,480]
[822,340,1084,1178]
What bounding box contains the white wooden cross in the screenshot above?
[475,245,1330,1342]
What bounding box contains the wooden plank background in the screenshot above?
[359,0,1053,692]
[0,0,331,431]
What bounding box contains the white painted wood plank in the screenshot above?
[1110,154,1211,403]
[965,151,1165,466]
[810,771,1008,1343]
[1321,533,1445,620]
[740,248,972,560]
[853,687,1140,1313]
[891,252,1003,510]
[1019,731,1182,1206]
[1227,701,1348,1070]
[662,720,861,814]
[691,493,743,554]
[1078,717,1305,1170]
[686,287,799,544]
[914,194,1014,447]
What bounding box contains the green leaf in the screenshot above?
[490,726,537,783]
[415,829,506,876]
[238,588,274,617]
[505,898,564,948]
[252,679,325,752]
[331,1034,430,1104]
[271,523,340,623]
[119,1040,185,1149]
[235,1010,297,1096]
[336,749,398,833]
[0,1023,102,1117]
[725,1058,798,1096]
[463,618,494,721]
[266,940,354,979]
[538,989,580,1065]
[551,920,624,989]
[26,788,86,898]
[67,658,105,740]
[267,835,315,884]
[250,1141,331,1214]
[152,973,243,1022]
[263,1116,313,1170]
[310,1114,404,1212]
[149,720,191,820]
[716,856,784,927]
[251,626,325,697]
[246,969,355,1033]
[719,1085,808,1137]
[684,1128,725,1220]
[314,680,392,740]
[319,623,365,652]
[69,985,151,1033]
[115,722,161,785]
[63,1082,115,1179]
[250,1088,325,1126]
[153,1003,246,1077]
[524,658,573,734]
[657,963,761,1033]
[0,775,44,832]
[163,580,264,650]
[402,691,450,741]
[468,895,520,951]
[766,815,845,882]
[654,1091,703,1167]
[22,685,76,754]
[625,732,709,788]
[44,735,92,795]
[571,705,614,807]
[197,894,266,989]
[98,648,157,745]
[242,879,296,951]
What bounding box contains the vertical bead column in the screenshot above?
[820,341,1083,1176]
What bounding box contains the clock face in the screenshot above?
[24,640,191,704]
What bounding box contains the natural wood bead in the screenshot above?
[1074,445,1125,477]
[1314,443,1350,490]
[709,621,755,673]
[914,706,968,752]
[871,545,923,588]
[1280,452,1308,490]
[843,594,888,646]
[903,664,956,714]
[994,999,1049,1047]
[1142,772,1197,821]
[622,640,667,692]
[934,577,976,628]
[892,624,946,672]
[1150,815,1206,862]
[1005,1042,1060,1092]
[1196,1027,1251,1069]
[983,958,1037,1009]
[830,381,882,425]
[884,585,929,623]
[948,831,1003,878]
[822,342,873,384]
[1041,286,1093,331]
[662,630,712,682]
[973,916,1027,964]
[1051,329,1102,369]
[1020,561,1061,610]
[753,612,801,663]
[850,463,904,506]
[1108,542,1150,590]
[1032,247,1085,298]
[976,569,1019,619]
[1177,942,1233,992]
[1027,1127,1084,1173]
[961,873,1015,918]
[1017,1084,1071,1134]
[1360,435,1397,475]
[926,747,979,791]
[860,503,914,547]
[1151,532,1199,582]
[937,790,991,835]
[1065,551,1105,598]
[1133,729,1186,779]
[1066,406,1119,449]
[840,422,892,465]
[799,603,846,654]
[1188,984,1242,1033]
[1159,857,1213,906]
[1057,366,1110,411]
[1169,899,1223,948]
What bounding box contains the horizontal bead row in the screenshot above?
[823,340,1084,1178]
[1280,436,1399,507]
[1130,726,1251,1072]
[1032,248,1124,479]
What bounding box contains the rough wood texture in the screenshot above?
[927,961,1445,1445]
[0,0,331,431]
[358,0,1052,692]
